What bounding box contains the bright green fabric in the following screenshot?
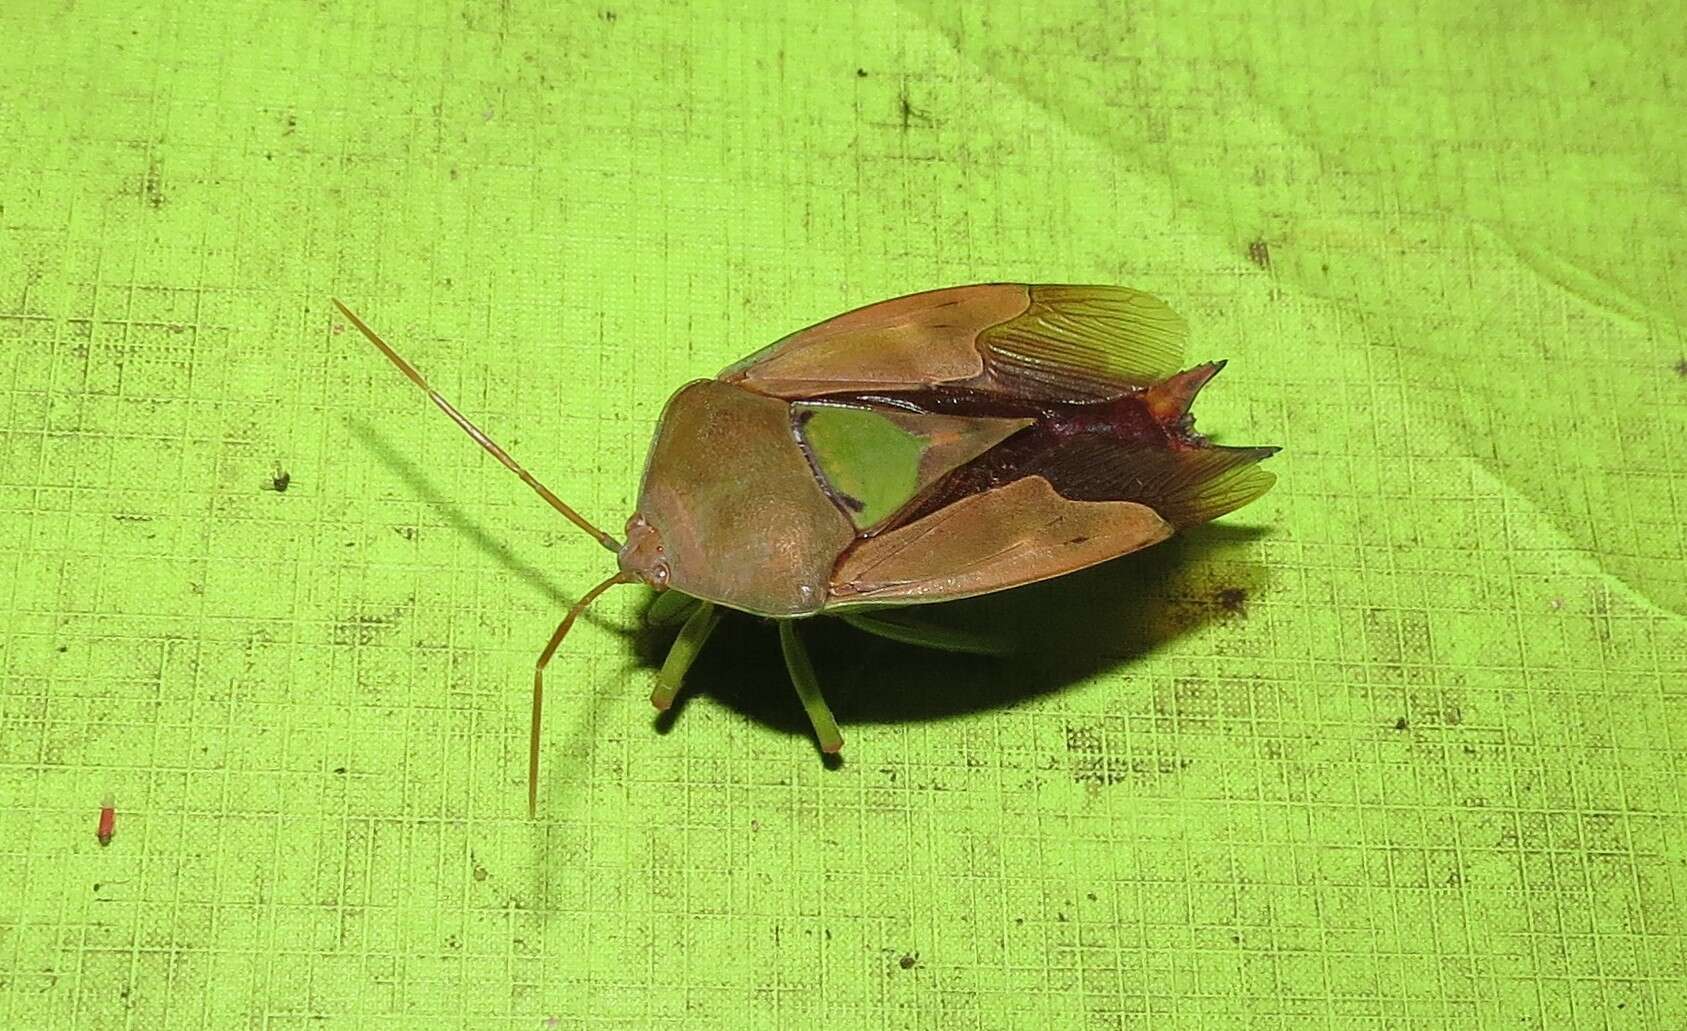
[2,2,1682,1027]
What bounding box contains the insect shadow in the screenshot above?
[619,523,1271,748]
[351,419,1269,752]
[348,420,575,609]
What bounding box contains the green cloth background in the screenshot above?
[3,1,1683,1027]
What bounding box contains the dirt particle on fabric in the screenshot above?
[1393,716,1409,731]
[271,471,291,492]
[1215,587,1247,614]
[142,160,165,209]
[1247,240,1271,268]
[896,84,931,130]
[898,953,917,970]
[332,605,406,646]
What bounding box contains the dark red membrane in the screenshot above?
[820,375,1277,534]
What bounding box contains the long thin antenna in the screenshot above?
[531,571,632,816]
[334,299,621,553]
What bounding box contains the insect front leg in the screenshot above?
[777,620,844,754]
[650,600,721,711]
[645,589,702,628]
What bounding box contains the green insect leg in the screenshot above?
[645,588,701,628]
[836,610,1015,656]
[651,600,722,711]
[778,620,844,754]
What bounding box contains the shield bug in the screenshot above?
[335,285,1277,814]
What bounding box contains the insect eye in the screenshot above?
[651,560,671,586]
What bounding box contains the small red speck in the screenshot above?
[97,805,115,846]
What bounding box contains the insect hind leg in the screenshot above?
[835,610,1015,656]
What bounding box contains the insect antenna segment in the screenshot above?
[332,299,621,552]
[530,570,633,816]
[337,299,634,818]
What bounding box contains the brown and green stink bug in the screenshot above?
[334,285,1278,814]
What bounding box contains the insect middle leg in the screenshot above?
[777,620,844,754]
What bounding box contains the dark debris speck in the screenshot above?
[142,160,165,209]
